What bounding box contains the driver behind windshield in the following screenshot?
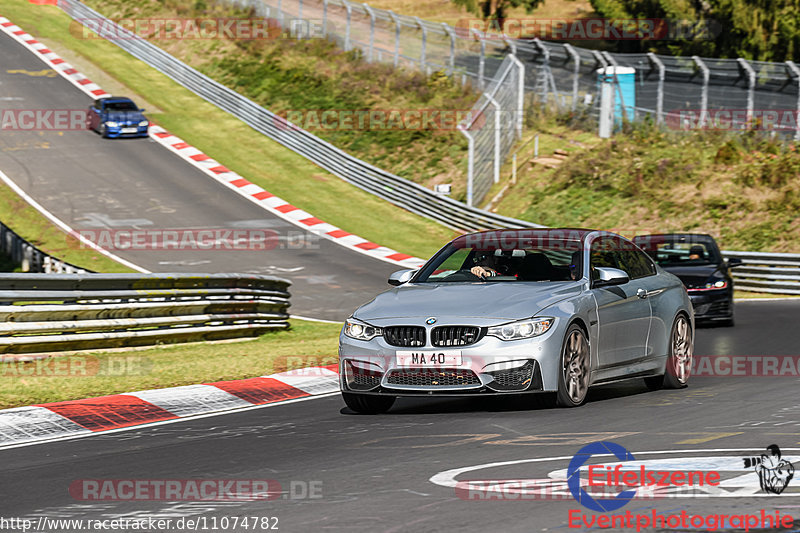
[469,250,512,279]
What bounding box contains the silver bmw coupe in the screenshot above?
[339,229,694,413]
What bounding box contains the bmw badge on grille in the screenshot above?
[425,317,437,325]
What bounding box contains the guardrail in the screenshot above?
[1,221,88,274]
[59,0,539,233]
[722,251,800,295]
[0,273,290,356]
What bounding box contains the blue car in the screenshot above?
[88,97,149,138]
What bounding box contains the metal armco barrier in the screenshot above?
[722,251,800,295]
[58,0,539,233]
[0,273,291,355]
[1,221,88,274]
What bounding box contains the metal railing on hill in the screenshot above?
[251,0,800,137]
[0,273,290,356]
[59,0,539,232]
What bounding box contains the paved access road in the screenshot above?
[0,29,400,321]
[2,300,799,531]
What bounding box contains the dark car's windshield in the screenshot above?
[415,232,584,283]
[634,236,722,266]
[104,100,139,112]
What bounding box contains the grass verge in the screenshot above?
[0,318,341,409]
[1,0,454,260]
[493,113,800,252]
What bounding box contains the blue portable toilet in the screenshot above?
[596,66,636,124]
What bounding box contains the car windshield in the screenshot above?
[415,232,583,283]
[105,101,138,111]
[635,236,721,266]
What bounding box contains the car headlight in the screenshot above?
[139,120,149,127]
[105,121,119,127]
[703,279,727,289]
[487,317,554,341]
[344,318,382,341]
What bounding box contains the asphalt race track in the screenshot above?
[1,300,799,531]
[3,18,800,533]
[0,29,398,321]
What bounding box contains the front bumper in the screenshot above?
[339,324,563,396]
[105,124,149,138]
[688,289,732,320]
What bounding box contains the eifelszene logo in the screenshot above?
[568,441,637,511]
[567,441,722,512]
[743,445,795,495]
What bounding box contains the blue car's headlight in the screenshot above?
[344,318,382,341]
[105,121,119,127]
[488,317,554,341]
[139,120,149,127]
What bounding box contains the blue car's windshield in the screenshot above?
[105,101,138,112]
[415,231,584,283]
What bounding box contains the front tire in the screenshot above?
[663,314,693,389]
[342,392,395,414]
[556,324,590,407]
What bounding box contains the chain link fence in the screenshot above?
[238,0,800,139]
[459,54,523,206]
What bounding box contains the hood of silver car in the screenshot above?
[353,282,582,322]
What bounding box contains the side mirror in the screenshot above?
[388,269,416,286]
[727,257,743,268]
[139,108,146,112]
[593,267,630,288]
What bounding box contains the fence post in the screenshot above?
[693,56,709,125]
[487,94,501,184]
[508,53,525,138]
[562,44,580,111]
[442,23,455,75]
[503,37,516,56]
[598,73,614,138]
[322,0,328,35]
[344,2,352,51]
[647,52,665,124]
[387,10,401,68]
[737,58,756,125]
[415,17,427,72]
[532,38,550,103]
[298,0,303,20]
[363,3,375,62]
[471,29,485,90]
[459,126,475,206]
[786,61,800,141]
[277,0,283,27]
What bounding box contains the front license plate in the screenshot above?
[121,127,138,133]
[396,351,462,367]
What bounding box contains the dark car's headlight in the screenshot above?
[105,121,119,127]
[344,318,382,341]
[704,278,727,289]
[487,317,554,341]
[138,120,149,127]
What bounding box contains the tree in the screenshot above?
[452,0,545,21]
[589,0,800,61]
